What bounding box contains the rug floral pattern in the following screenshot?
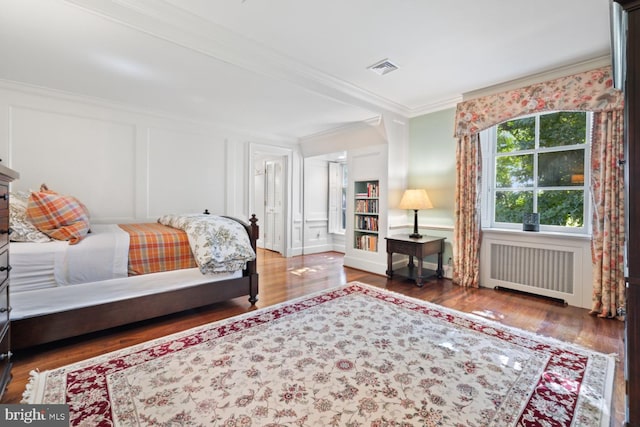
[27,283,614,426]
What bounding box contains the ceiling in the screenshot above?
[0,0,612,141]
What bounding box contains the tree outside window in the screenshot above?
[492,111,589,231]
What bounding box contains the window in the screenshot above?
[482,111,591,233]
[340,162,348,230]
[328,161,347,233]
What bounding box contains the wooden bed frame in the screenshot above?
[10,215,259,350]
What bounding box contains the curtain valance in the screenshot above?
[454,66,624,137]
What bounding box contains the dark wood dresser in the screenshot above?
[614,1,640,425]
[0,164,19,399]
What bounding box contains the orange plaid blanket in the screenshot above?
[118,223,197,276]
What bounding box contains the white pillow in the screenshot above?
[9,191,52,243]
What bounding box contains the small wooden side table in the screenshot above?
[385,234,445,286]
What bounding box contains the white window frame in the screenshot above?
[328,161,347,234]
[480,111,592,235]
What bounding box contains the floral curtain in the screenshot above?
[452,67,625,300]
[453,134,482,287]
[590,110,626,319]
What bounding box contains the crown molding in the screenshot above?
[0,78,298,144]
[300,115,383,142]
[63,0,410,117]
[408,95,462,117]
[299,115,388,158]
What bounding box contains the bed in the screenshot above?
[8,190,259,350]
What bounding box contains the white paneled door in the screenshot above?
[263,158,284,254]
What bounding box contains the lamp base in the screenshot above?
[410,210,422,239]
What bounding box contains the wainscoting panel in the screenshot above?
[146,127,226,217]
[0,83,250,224]
[9,105,137,220]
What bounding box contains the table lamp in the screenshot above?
[398,189,433,238]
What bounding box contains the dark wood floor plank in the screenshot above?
[2,249,625,425]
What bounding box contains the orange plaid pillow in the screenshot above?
[26,184,90,245]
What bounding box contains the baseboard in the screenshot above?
[343,255,387,276]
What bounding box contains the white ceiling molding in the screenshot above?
[299,116,387,158]
[408,95,463,118]
[62,0,410,117]
[301,115,382,141]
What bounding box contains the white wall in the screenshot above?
[0,81,276,224]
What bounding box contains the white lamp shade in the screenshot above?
[398,189,433,210]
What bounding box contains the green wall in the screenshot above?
[408,107,456,228]
[407,107,457,269]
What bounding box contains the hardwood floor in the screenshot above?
[2,249,625,425]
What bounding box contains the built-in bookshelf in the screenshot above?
[354,180,379,252]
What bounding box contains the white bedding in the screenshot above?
[10,224,130,292]
[157,214,256,273]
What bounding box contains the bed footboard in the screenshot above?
[225,214,259,304]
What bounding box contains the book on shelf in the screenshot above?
[356,234,378,251]
[367,183,378,198]
[355,182,379,198]
[355,199,379,214]
[356,216,378,231]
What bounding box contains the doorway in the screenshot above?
[262,158,285,253]
[251,144,290,256]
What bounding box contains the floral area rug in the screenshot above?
[23,282,615,426]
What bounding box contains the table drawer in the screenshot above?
[388,240,419,256]
[420,240,444,255]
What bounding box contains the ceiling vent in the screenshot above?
[367,59,399,76]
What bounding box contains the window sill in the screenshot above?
[482,228,591,242]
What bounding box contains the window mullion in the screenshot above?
[533,115,540,213]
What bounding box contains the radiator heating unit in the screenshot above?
[482,239,581,305]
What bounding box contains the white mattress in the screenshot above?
[10,224,130,292]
